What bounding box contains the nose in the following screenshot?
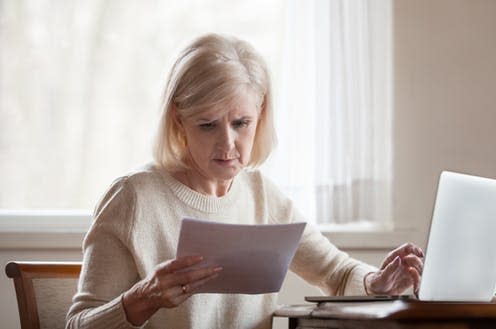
[217,124,235,152]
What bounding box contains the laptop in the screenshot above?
[306,171,496,303]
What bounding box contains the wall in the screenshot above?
[2,0,496,328]
[393,0,496,245]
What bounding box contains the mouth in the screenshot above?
[213,158,238,167]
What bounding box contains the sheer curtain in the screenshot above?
[264,0,393,227]
[0,0,392,227]
[0,0,284,210]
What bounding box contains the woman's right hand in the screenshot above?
[122,255,222,326]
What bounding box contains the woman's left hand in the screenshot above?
[365,243,424,296]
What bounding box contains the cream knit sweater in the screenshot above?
[66,164,375,329]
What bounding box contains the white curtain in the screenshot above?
[0,0,392,225]
[0,0,284,209]
[264,0,393,227]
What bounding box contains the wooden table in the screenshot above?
[274,299,496,329]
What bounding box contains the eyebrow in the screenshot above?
[233,116,253,121]
[197,118,217,123]
[196,115,254,123]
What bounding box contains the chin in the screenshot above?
[211,167,241,180]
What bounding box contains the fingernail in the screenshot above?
[214,266,223,272]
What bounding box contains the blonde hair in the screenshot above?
[154,33,277,171]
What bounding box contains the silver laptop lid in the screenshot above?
[419,171,496,302]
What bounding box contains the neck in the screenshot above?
[173,170,232,197]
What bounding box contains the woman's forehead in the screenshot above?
[195,103,258,120]
[188,90,261,119]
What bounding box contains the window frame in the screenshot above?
[0,210,422,250]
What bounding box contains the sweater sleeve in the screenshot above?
[291,221,377,296]
[66,177,144,329]
[262,175,377,296]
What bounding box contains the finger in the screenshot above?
[150,284,190,309]
[408,267,422,296]
[169,284,191,299]
[170,290,195,307]
[382,255,402,277]
[186,271,220,292]
[169,272,220,306]
[402,255,424,274]
[381,243,424,269]
[160,287,194,308]
[405,243,424,258]
[397,243,424,258]
[168,266,222,287]
[380,252,397,270]
[381,250,404,271]
[381,253,397,270]
[381,244,409,269]
[157,255,204,275]
[414,245,424,258]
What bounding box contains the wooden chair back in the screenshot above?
[5,261,81,329]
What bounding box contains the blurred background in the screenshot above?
[1,1,496,328]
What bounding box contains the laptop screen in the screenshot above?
[418,171,496,302]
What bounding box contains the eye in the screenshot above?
[232,119,251,128]
[199,122,216,130]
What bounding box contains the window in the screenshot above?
[0,0,391,227]
[0,0,284,209]
[263,0,392,227]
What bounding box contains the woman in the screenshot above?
[66,33,423,329]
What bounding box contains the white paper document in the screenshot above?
[176,218,306,294]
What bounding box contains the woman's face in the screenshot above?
[178,89,260,185]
